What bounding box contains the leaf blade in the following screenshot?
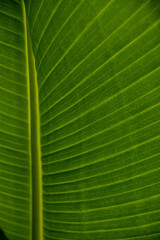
[0,0,31,239]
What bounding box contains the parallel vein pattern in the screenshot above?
[26,0,160,239]
[0,0,31,239]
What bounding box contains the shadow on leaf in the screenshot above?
[0,229,9,240]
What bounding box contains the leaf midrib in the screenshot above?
[22,1,43,240]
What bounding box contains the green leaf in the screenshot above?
[0,0,31,240]
[1,0,160,239]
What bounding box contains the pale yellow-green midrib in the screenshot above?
[22,0,43,239]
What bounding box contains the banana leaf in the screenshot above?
[0,0,160,239]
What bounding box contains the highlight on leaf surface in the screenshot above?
[0,0,160,240]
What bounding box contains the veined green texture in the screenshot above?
[0,0,42,239]
[1,0,160,240]
[0,0,31,239]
